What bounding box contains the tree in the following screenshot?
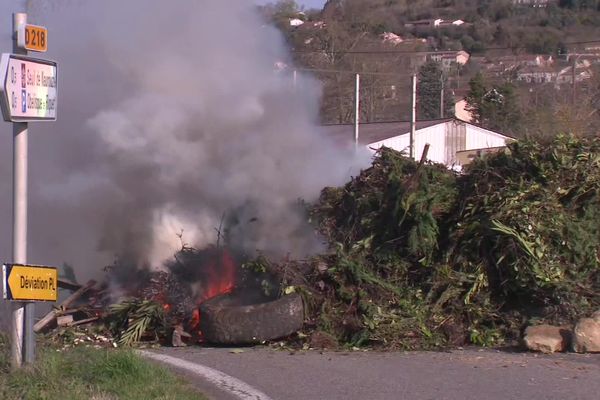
[418,61,454,120]
[465,72,486,123]
[465,73,522,135]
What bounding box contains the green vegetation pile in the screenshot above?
[278,135,600,350]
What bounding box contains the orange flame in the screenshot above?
[197,249,236,304]
[189,249,237,332]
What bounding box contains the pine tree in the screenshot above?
[465,73,522,135]
[417,61,455,120]
[465,72,487,123]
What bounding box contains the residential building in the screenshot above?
[411,50,470,71]
[405,19,467,28]
[512,0,554,7]
[428,50,470,68]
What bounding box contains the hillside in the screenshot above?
[261,0,600,137]
[314,0,600,54]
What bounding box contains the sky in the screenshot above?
[257,0,327,10]
[297,0,326,9]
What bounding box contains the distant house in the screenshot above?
[516,66,557,84]
[404,19,437,28]
[481,54,575,85]
[405,19,467,29]
[495,54,554,68]
[428,50,470,68]
[380,32,403,45]
[321,118,513,169]
[512,0,553,7]
[411,50,470,71]
[438,19,465,27]
[555,65,593,85]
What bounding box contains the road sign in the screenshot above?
[0,53,57,122]
[17,24,47,52]
[2,264,58,302]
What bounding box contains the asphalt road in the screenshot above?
[150,346,600,400]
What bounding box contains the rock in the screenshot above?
[171,324,190,347]
[572,311,600,353]
[523,324,571,354]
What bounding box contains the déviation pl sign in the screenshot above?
[2,264,58,302]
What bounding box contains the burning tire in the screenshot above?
[199,293,304,345]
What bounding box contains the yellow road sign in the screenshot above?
[18,24,48,53]
[2,264,57,301]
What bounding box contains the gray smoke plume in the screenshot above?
[0,0,367,280]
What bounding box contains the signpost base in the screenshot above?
[11,303,23,368]
[24,302,34,363]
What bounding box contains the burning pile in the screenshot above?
[39,245,295,348]
[39,135,600,351]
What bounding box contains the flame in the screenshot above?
[197,249,236,304]
[141,248,238,343]
[189,249,237,332]
[190,308,200,328]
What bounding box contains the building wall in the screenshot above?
[465,124,510,150]
[445,121,467,167]
[367,120,511,168]
[369,132,411,156]
[455,99,473,122]
[369,124,449,164]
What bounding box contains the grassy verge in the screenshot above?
[0,339,205,400]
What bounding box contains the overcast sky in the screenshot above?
[257,0,326,10]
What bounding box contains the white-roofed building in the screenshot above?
[321,118,514,170]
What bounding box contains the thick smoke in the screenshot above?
[0,0,366,280]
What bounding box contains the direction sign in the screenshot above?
[0,53,57,122]
[17,24,48,53]
[2,264,58,302]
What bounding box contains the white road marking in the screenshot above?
[139,350,274,400]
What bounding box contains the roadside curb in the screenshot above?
[138,350,274,400]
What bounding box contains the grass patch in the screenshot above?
[0,338,204,400]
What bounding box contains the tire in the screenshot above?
[199,294,304,345]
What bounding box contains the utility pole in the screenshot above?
[410,73,417,159]
[292,70,297,92]
[571,56,577,105]
[11,11,29,369]
[354,73,360,152]
[440,72,445,119]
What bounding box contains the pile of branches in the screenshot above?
[278,135,600,349]
[446,135,600,331]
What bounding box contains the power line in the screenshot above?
[295,67,414,77]
[291,39,600,56]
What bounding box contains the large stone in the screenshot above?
[523,324,571,354]
[572,311,600,353]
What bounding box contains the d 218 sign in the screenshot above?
[0,53,57,122]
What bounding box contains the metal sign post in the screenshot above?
[1,12,57,369]
[12,12,28,370]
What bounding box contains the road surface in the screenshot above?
[145,346,600,400]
